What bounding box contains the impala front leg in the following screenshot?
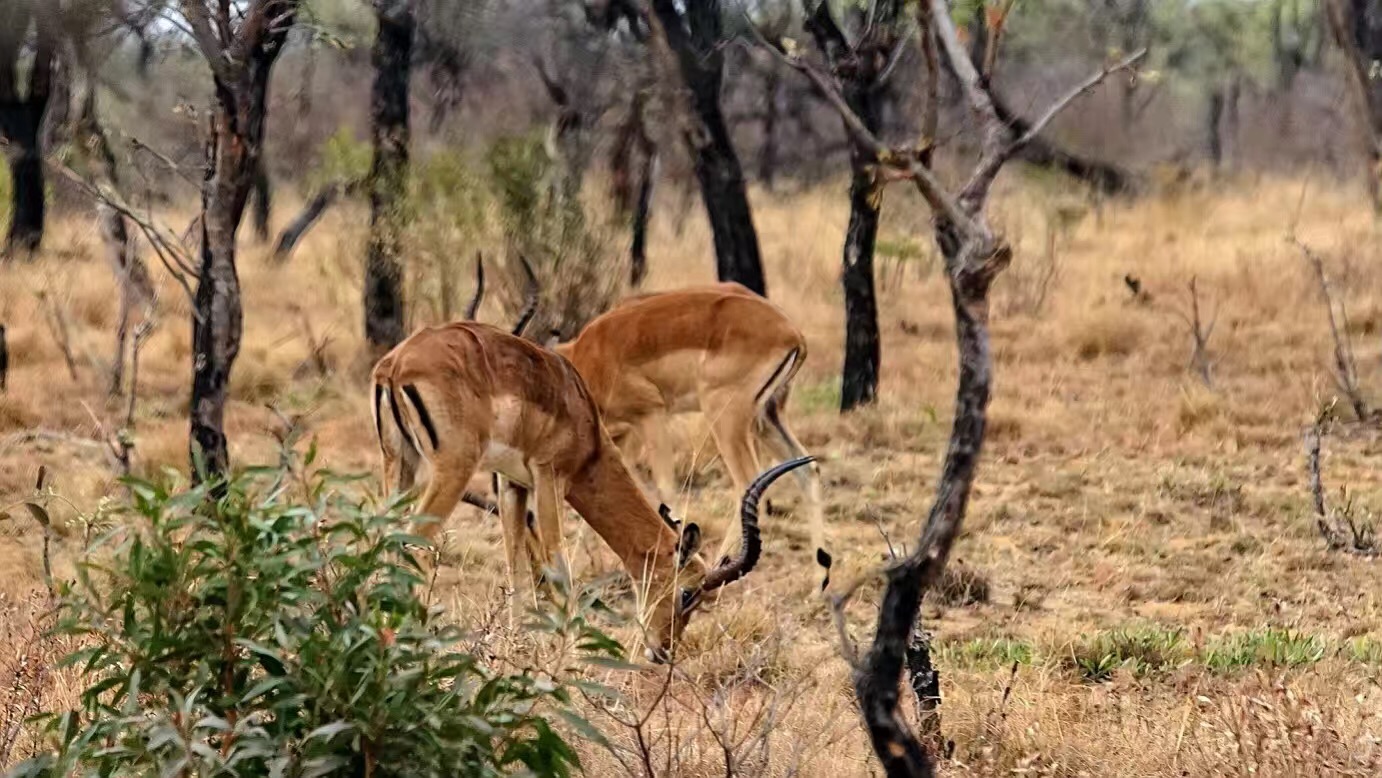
[497,475,534,610]
[529,464,570,590]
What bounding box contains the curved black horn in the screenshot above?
[511,255,540,336]
[465,252,485,320]
[700,455,816,593]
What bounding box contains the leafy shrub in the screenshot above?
[1202,628,1326,673]
[11,457,614,777]
[486,133,622,338]
[308,127,372,192]
[411,149,493,321]
[1068,624,1190,682]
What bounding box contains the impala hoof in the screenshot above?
[644,646,669,664]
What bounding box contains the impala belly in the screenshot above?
[482,395,534,486]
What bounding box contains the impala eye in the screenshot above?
[679,588,699,613]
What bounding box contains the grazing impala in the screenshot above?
[371,320,811,660]
[549,283,828,574]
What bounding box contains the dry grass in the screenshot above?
[4,173,1382,775]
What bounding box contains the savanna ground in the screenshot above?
[4,172,1382,775]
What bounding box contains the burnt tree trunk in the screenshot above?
[364,0,413,358]
[1207,87,1225,169]
[0,3,54,258]
[651,0,766,296]
[251,158,272,243]
[184,0,299,480]
[841,86,883,412]
[3,112,46,255]
[759,63,782,190]
[807,2,888,412]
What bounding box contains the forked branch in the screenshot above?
[1292,236,1371,421]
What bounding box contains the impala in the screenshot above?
[371,320,811,660]
[549,283,828,575]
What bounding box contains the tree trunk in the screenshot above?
[0,5,53,258]
[1207,87,1225,169]
[630,147,657,288]
[759,63,781,190]
[3,113,45,255]
[251,158,272,243]
[650,0,766,296]
[188,34,292,479]
[364,1,413,358]
[840,86,883,412]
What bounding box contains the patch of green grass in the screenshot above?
[794,379,841,414]
[1346,637,1382,664]
[938,637,1035,669]
[1067,624,1190,682]
[1202,628,1326,673]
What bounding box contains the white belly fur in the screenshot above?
[481,440,532,486]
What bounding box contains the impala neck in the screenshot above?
[565,439,681,577]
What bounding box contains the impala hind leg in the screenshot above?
[704,392,763,564]
[758,393,830,582]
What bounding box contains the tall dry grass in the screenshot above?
[3,172,1382,775]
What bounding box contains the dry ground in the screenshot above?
[4,173,1382,775]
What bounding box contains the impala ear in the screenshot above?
[543,328,562,349]
[677,522,702,568]
[658,502,680,530]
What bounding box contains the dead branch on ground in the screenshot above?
[1292,236,1371,421]
[36,292,79,381]
[1305,400,1379,556]
[1168,276,1217,387]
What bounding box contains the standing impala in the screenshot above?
[549,283,828,574]
[371,320,811,660]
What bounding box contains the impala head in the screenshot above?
[642,456,815,663]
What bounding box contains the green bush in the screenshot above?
[11,455,616,777]
[309,127,372,192]
[485,133,622,338]
[410,149,493,321]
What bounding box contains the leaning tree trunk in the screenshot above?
[250,158,272,243]
[363,0,413,358]
[840,85,883,412]
[650,0,767,296]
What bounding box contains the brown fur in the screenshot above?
[371,321,711,657]
[553,284,826,564]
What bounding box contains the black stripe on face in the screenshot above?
[402,384,440,450]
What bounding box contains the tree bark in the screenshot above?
[1207,87,1225,169]
[630,143,657,288]
[251,158,272,243]
[650,0,766,296]
[364,0,413,358]
[759,63,782,190]
[185,0,299,480]
[0,2,53,258]
[840,87,883,412]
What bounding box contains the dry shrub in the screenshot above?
[933,561,990,607]
[0,590,64,770]
[1069,309,1145,360]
